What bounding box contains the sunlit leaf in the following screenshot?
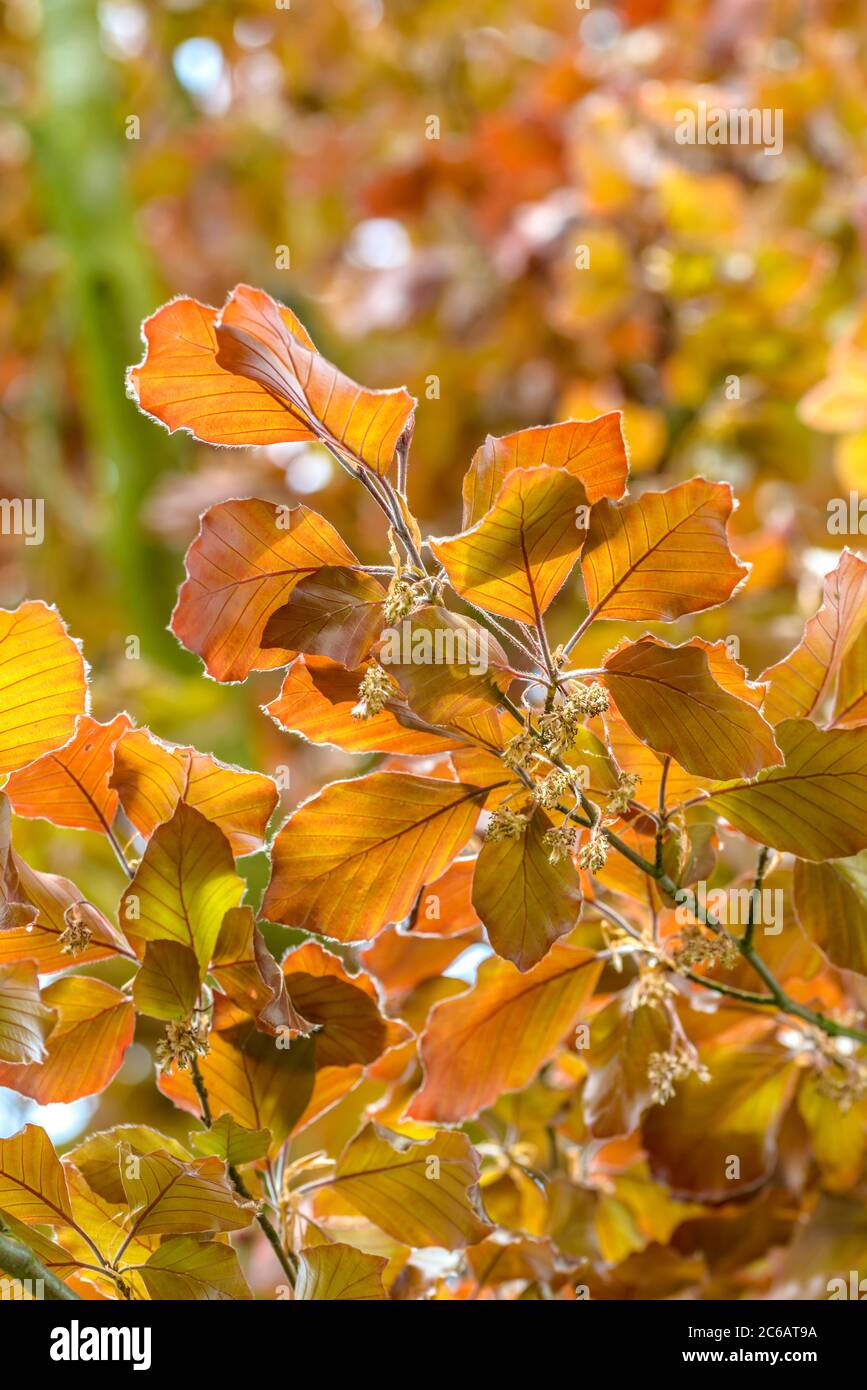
[110,728,277,856]
[327,1123,492,1248]
[132,940,200,1021]
[265,654,459,756]
[429,467,587,623]
[211,906,315,1037]
[0,976,134,1103]
[189,1114,271,1168]
[461,414,628,527]
[0,1124,74,1226]
[581,479,748,622]
[761,550,867,724]
[170,497,358,682]
[119,1145,255,1236]
[128,284,415,474]
[67,1126,192,1205]
[0,961,55,1065]
[0,602,87,774]
[708,718,867,860]
[472,809,582,970]
[407,946,602,1123]
[281,940,409,1066]
[120,802,245,975]
[295,1243,388,1300]
[263,773,487,941]
[5,713,131,834]
[602,637,781,780]
[793,851,867,973]
[134,1235,252,1301]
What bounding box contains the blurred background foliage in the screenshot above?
[0,0,866,1261]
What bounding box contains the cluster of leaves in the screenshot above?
[3,284,867,1300]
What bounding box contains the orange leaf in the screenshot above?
[461,413,628,527]
[407,945,602,1122]
[761,549,867,724]
[472,810,582,970]
[0,961,55,1065]
[211,906,315,1037]
[833,626,867,727]
[429,467,587,624]
[295,1243,388,1300]
[602,637,781,780]
[262,566,386,668]
[265,655,460,756]
[0,1124,74,1226]
[0,602,87,774]
[6,713,131,834]
[262,772,486,942]
[129,284,415,474]
[281,940,409,1067]
[110,727,277,856]
[581,479,748,622]
[0,976,134,1103]
[170,497,358,682]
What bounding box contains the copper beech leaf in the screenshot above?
[326,1123,492,1248]
[281,940,409,1067]
[471,810,583,970]
[132,941,200,1022]
[170,497,358,682]
[67,1127,192,1205]
[0,976,134,1103]
[760,550,867,725]
[0,602,87,774]
[429,467,588,624]
[580,478,748,622]
[833,626,867,727]
[134,1236,252,1301]
[0,843,130,974]
[295,1243,388,1301]
[582,997,676,1139]
[0,961,55,1065]
[265,655,459,756]
[708,718,867,860]
[262,773,488,942]
[128,284,415,473]
[120,802,245,976]
[5,713,131,834]
[407,946,602,1123]
[461,413,628,527]
[211,906,315,1038]
[110,728,277,857]
[118,1145,255,1237]
[189,1114,271,1168]
[601,637,781,781]
[0,1124,74,1226]
[262,566,386,668]
[793,852,867,974]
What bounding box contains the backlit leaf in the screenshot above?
[263,773,486,941]
[170,497,357,682]
[328,1123,492,1248]
[110,728,277,856]
[295,1243,388,1300]
[0,961,55,1065]
[0,602,87,774]
[793,852,867,974]
[429,467,587,624]
[708,718,867,860]
[407,946,602,1122]
[5,713,131,834]
[0,1124,74,1226]
[67,1126,192,1205]
[212,906,315,1037]
[472,810,583,970]
[282,940,409,1067]
[0,976,134,1103]
[120,802,245,975]
[119,1145,255,1236]
[602,637,781,780]
[581,479,748,622]
[132,940,200,1021]
[189,1114,271,1167]
[760,550,867,724]
[128,284,415,473]
[462,414,627,528]
[134,1235,252,1301]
